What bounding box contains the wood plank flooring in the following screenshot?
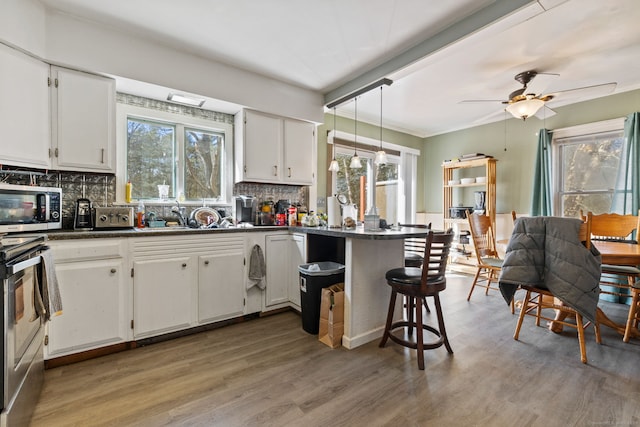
[30,274,640,427]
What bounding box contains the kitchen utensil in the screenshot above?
[190,207,220,227]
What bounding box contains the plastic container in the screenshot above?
[137,200,145,228]
[298,262,345,334]
[125,181,132,203]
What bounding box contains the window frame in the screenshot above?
[551,118,626,216]
[328,130,419,224]
[116,103,234,205]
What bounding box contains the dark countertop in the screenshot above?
[46,225,288,240]
[290,226,431,240]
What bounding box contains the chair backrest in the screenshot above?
[403,223,432,256]
[467,213,499,259]
[587,211,640,243]
[420,230,454,287]
[511,210,517,223]
[578,218,592,249]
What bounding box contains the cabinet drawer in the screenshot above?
[50,239,124,263]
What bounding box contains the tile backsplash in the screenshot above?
[1,167,308,229]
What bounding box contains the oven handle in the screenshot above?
[6,254,42,275]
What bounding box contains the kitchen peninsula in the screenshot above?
[291,226,431,349]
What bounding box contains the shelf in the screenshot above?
[444,183,488,188]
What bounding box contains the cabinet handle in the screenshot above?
[101,148,105,164]
[204,260,209,265]
[110,268,116,274]
[273,165,278,176]
[182,263,187,268]
[288,167,292,178]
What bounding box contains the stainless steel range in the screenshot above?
[0,233,47,427]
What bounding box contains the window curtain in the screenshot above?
[617,112,640,214]
[530,129,553,216]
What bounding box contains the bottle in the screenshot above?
[137,200,145,228]
[125,181,132,203]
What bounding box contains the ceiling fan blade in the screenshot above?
[534,105,556,120]
[542,82,617,104]
[524,72,559,97]
[459,99,506,104]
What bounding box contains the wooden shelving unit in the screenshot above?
[442,157,497,273]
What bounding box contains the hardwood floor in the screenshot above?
[30,273,640,427]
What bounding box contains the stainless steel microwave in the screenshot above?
[0,183,62,233]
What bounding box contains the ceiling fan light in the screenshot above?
[506,98,545,120]
[328,159,340,172]
[375,150,388,165]
[349,154,362,169]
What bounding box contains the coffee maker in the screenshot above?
[234,195,257,224]
[74,198,93,230]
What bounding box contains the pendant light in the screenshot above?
[328,108,340,172]
[374,86,388,165]
[349,97,362,169]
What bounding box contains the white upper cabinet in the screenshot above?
[235,109,315,185]
[0,43,50,168]
[283,119,315,184]
[50,66,116,172]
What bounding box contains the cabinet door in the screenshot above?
[0,44,50,168]
[47,258,128,356]
[51,66,115,172]
[289,234,306,307]
[265,234,290,307]
[283,119,315,185]
[133,257,194,338]
[198,250,244,324]
[243,110,282,182]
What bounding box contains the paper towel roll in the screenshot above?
[327,196,342,228]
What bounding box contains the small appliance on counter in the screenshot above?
[234,195,257,224]
[74,198,93,230]
[94,206,135,229]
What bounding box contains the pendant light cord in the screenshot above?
[354,97,358,155]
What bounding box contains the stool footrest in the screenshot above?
[386,320,445,350]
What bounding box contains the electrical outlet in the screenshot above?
[316,197,326,208]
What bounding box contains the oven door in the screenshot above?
[3,248,44,413]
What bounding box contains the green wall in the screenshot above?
[423,88,640,214]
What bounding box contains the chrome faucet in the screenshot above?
[171,201,188,226]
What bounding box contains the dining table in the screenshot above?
[591,240,640,338]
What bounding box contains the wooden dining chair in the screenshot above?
[467,212,503,302]
[513,219,601,364]
[586,211,640,342]
[379,230,455,370]
[624,281,640,342]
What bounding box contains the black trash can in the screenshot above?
[298,262,345,334]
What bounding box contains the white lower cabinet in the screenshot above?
[198,248,244,324]
[132,256,195,338]
[46,239,129,358]
[265,233,306,310]
[131,234,245,339]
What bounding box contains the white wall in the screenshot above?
[0,0,46,56]
[1,1,324,124]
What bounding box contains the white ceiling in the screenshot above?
[39,0,640,137]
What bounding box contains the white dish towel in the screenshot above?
[247,244,266,290]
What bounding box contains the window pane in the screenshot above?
[561,136,623,192]
[334,152,366,217]
[127,118,175,199]
[376,163,399,224]
[184,128,224,199]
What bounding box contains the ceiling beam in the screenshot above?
[323,0,543,107]
[326,78,393,109]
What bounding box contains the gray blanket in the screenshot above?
[498,216,601,323]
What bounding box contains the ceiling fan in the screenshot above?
[462,70,617,121]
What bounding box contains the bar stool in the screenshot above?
[379,230,454,370]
